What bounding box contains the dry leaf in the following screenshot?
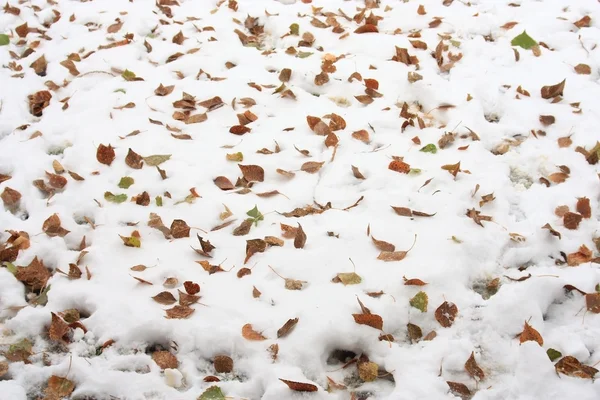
[352,314,383,330]
[165,305,194,319]
[465,352,485,381]
[242,323,267,340]
[574,64,591,75]
[245,239,267,263]
[435,301,458,328]
[239,164,265,182]
[576,197,591,218]
[555,356,598,379]
[45,376,75,399]
[371,236,395,252]
[214,355,233,373]
[42,213,70,237]
[301,161,324,173]
[567,245,593,266]
[48,312,69,342]
[519,321,543,346]
[152,291,177,305]
[294,223,307,249]
[97,144,115,166]
[352,165,366,179]
[277,318,299,338]
[541,79,566,99]
[564,212,582,230]
[279,379,318,392]
[152,351,178,369]
[155,84,175,96]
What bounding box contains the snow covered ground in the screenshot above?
[1,0,600,399]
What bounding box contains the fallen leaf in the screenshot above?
[576,197,591,218]
[155,84,175,96]
[301,161,325,173]
[97,144,115,165]
[42,214,70,237]
[358,361,378,382]
[447,382,471,398]
[519,321,543,346]
[541,79,566,99]
[410,291,428,312]
[407,323,423,342]
[542,223,561,239]
[152,351,178,369]
[126,148,144,169]
[165,305,194,319]
[574,15,592,29]
[567,245,592,266]
[245,239,267,263]
[585,293,600,313]
[277,318,299,338]
[371,236,395,252]
[214,355,233,373]
[279,379,318,392]
[555,356,598,379]
[294,223,307,249]
[435,301,458,327]
[239,164,264,182]
[15,257,49,290]
[242,323,267,340]
[564,212,583,230]
[199,386,225,400]
[143,154,171,166]
[465,352,485,381]
[152,291,177,305]
[353,314,383,330]
[48,312,69,342]
[44,376,75,399]
[389,160,410,173]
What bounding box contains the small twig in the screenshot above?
[76,70,116,79]
[268,265,286,280]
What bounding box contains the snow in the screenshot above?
[1,0,600,399]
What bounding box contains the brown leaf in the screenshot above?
[417,5,426,15]
[279,379,318,392]
[294,224,307,249]
[277,317,299,338]
[46,172,67,189]
[1,187,21,209]
[355,95,374,105]
[325,113,347,131]
[435,301,458,328]
[466,208,492,227]
[170,219,190,238]
[519,321,543,346]
[392,206,412,217]
[314,71,329,86]
[585,293,600,313]
[371,236,395,252]
[501,21,519,30]
[354,24,378,33]
[574,15,591,28]
[214,355,233,373]
[252,286,262,298]
[542,223,561,239]
[549,171,568,183]
[567,245,593,266]
[242,323,267,340]
[351,165,365,179]
[15,257,49,290]
[124,148,143,169]
[239,164,264,182]
[465,352,484,381]
[30,55,47,76]
[352,314,383,330]
[557,136,572,148]
[245,239,267,263]
[186,113,208,124]
[155,84,175,96]
[555,356,598,379]
[178,289,200,306]
[447,382,471,398]
[576,197,591,218]
[28,90,52,116]
[237,110,258,125]
[541,79,566,99]
[539,115,555,126]
[301,161,325,174]
[233,219,253,236]
[45,376,75,399]
[279,68,292,82]
[407,323,423,342]
[198,96,224,111]
[214,176,235,190]
[97,144,115,166]
[42,213,70,237]
[152,351,178,369]
[410,40,428,50]
[165,305,194,319]
[564,212,583,230]
[49,312,69,342]
[388,160,410,173]
[575,63,591,75]
[152,291,177,305]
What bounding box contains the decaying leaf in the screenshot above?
[555,356,598,379]
[165,305,194,319]
[44,376,75,399]
[42,213,70,237]
[333,272,362,285]
[48,312,69,342]
[567,245,593,266]
[97,144,115,166]
[465,352,485,381]
[353,314,383,330]
[277,318,299,338]
[435,301,458,327]
[409,291,428,312]
[15,257,50,290]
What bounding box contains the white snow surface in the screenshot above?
[1,0,600,399]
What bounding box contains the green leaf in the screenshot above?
[511,31,537,50]
[198,386,225,400]
[118,176,134,189]
[114,88,126,94]
[596,283,600,293]
[3,262,17,275]
[7,338,33,362]
[143,154,171,166]
[0,34,9,46]
[156,196,163,207]
[32,284,51,306]
[450,39,461,48]
[420,144,437,154]
[246,205,264,225]
[122,69,137,81]
[547,348,562,362]
[104,192,128,203]
[336,272,362,285]
[409,291,428,312]
[297,51,313,59]
[409,168,422,175]
[289,23,300,36]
